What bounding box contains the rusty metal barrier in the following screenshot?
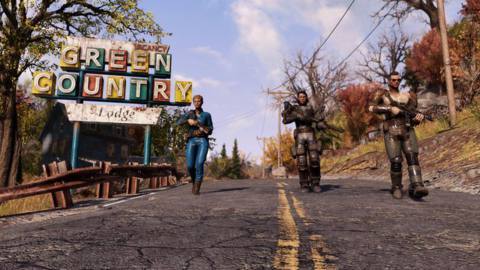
[0,161,178,209]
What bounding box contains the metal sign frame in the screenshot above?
[32,37,191,168]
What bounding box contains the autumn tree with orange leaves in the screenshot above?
[405,0,480,105]
[451,0,480,106]
[337,84,382,148]
[405,29,450,93]
[264,129,296,174]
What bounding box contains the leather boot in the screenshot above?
[311,177,321,193]
[192,181,196,194]
[193,181,202,195]
[299,170,310,192]
[408,165,428,199]
[390,171,403,199]
[310,166,321,193]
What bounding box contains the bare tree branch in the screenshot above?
[283,48,349,116]
[373,0,439,30]
[358,28,410,84]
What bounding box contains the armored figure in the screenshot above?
[282,91,324,193]
[369,72,429,199]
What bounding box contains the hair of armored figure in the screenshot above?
[296,91,308,104]
[390,71,400,77]
[296,90,308,97]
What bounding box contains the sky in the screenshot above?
[23,0,464,163]
[137,0,464,162]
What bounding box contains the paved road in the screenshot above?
[0,178,479,270]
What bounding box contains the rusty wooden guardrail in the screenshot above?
[0,161,179,210]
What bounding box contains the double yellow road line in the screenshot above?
[273,183,336,270]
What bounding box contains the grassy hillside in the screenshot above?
[322,105,480,194]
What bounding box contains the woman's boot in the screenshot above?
[194,182,202,195]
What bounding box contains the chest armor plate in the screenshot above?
[382,92,410,106]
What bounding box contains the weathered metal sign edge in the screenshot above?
[66,36,170,66]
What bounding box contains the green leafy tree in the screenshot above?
[228,139,242,179]
[17,91,53,178]
[150,108,189,162]
[0,0,165,187]
[220,144,227,160]
[206,144,230,179]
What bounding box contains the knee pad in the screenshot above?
[296,144,306,156]
[297,155,308,170]
[309,152,319,165]
[390,156,402,172]
[405,152,419,166]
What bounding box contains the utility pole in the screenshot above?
[256,136,267,178]
[437,0,457,127]
[267,89,290,169]
[277,108,282,168]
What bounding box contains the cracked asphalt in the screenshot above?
[0,178,479,270]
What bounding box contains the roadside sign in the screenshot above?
[65,104,163,125]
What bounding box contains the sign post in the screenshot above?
[32,37,192,168]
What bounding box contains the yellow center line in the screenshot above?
[273,188,299,269]
[290,194,307,221]
[290,193,337,270]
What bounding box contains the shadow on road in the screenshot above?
[320,184,342,193]
[204,187,250,194]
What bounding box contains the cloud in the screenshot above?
[191,46,232,68]
[230,0,369,81]
[231,0,284,80]
[174,73,234,92]
[292,0,362,53]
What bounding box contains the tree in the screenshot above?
[337,84,382,147]
[150,108,189,162]
[374,0,440,30]
[283,49,349,115]
[405,29,446,93]
[220,144,227,160]
[0,1,165,187]
[16,85,53,178]
[462,0,480,19]
[206,153,230,179]
[358,28,411,83]
[264,130,296,174]
[229,139,242,179]
[451,0,480,106]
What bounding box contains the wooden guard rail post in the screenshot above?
[42,161,73,209]
[125,162,139,195]
[0,163,177,211]
[95,162,113,199]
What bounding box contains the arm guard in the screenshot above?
[282,108,297,124]
[370,105,392,114]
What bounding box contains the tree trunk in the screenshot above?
[0,75,21,187]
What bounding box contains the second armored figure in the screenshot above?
[282,91,324,193]
[369,71,429,199]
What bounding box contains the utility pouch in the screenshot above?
[389,124,407,137]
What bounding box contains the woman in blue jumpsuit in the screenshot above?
[177,95,213,195]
